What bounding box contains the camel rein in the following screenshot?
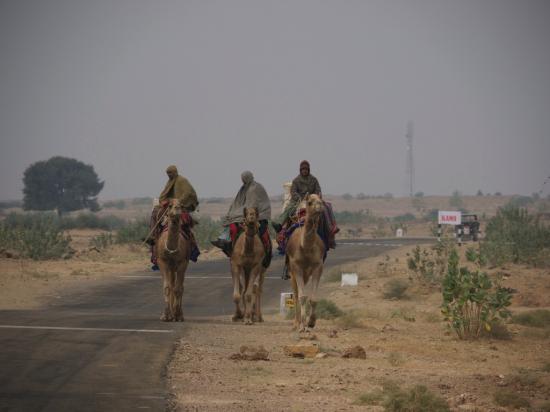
[141,206,170,246]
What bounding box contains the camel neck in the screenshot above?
[301,212,319,248]
[166,217,180,251]
[244,224,257,256]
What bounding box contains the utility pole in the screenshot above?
[406,121,415,197]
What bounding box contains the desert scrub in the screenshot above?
[336,310,363,329]
[89,232,114,250]
[481,205,550,266]
[193,216,222,249]
[407,241,452,285]
[315,299,344,319]
[493,389,530,409]
[285,298,343,320]
[441,249,512,339]
[116,217,149,244]
[355,380,449,411]
[511,309,550,328]
[383,279,409,299]
[0,213,72,260]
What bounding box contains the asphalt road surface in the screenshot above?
[0,238,431,412]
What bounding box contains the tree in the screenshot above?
[23,156,104,216]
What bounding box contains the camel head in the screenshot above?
[305,194,323,216]
[168,199,183,222]
[243,207,260,231]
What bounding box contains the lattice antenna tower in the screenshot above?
[406,121,415,197]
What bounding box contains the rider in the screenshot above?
[272,160,322,233]
[211,171,272,266]
[148,165,200,269]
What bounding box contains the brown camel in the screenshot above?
[156,199,190,322]
[285,193,325,332]
[230,207,266,325]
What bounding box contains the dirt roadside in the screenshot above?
[167,245,550,412]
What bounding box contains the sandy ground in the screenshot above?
[167,245,550,412]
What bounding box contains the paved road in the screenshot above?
[0,238,431,412]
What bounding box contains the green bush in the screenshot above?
[511,310,550,328]
[356,381,449,411]
[0,213,71,260]
[383,279,409,299]
[116,217,149,244]
[493,389,530,409]
[481,206,550,266]
[441,249,512,339]
[194,216,222,249]
[316,299,344,319]
[407,242,451,284]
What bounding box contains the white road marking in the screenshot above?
[0,325,173,333]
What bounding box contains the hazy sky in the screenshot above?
[1,0,549,200]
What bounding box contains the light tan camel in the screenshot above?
[156,199,190,322]
[285,194,325,332]
[230,207,266,325]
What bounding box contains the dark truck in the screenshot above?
[455,214,480,241]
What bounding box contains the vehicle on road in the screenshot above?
[456,213,480,241]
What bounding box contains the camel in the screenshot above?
[156,199,190,322]
[230,207,266,325]
[285,193,325,332]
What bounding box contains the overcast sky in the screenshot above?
[1,0,549,200]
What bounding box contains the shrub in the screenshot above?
[493,389,530,409]
[193,216,222,249]
[116,217,149,244]
[407,242,451,285]
[89,232,114,250]
[383,279,409,299]
[356,381,449,411]
[342,193,353,200]
[0,213,72,260]
[336,311,363,329]
[441,249,512,339]
[511,310,550,328]
[481,206,550,266]
[315,299,343,319]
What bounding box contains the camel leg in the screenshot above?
[173,263,187,322]
[231,264,244,321]
[292,265,308,332]
[307,264,323,328]
[288,263,300,330]
[243,267,259,325]
[253,269,265,322]
[160,267,175,322]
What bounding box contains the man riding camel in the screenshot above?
[273,160,339,279]
[147,165,200,269]
[272,160,322,233]
[211,171,272,267]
